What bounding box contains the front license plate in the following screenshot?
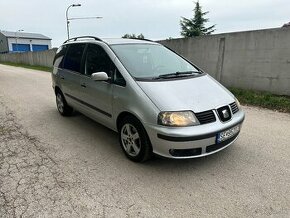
[217,125,240,143]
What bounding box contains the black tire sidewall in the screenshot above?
[56,92,73,116]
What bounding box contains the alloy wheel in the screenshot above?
[121,124,141,157]
[56,93,64,114]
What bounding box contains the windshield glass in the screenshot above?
[110,44,200,80]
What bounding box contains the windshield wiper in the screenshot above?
[152,71,201,80]
[176,71,201,75]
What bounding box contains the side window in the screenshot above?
[85,44,115,77]
[63,43,86,73]
[114,71,126,87]
[53,45,67,68]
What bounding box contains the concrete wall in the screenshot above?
[0,48,57,67]
[160,28,290,95]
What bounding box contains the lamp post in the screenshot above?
[66,4,81,39]
[15,29,24,52]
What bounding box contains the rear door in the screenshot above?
[61,43,86,108]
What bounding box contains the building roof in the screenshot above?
[0,31,51,40]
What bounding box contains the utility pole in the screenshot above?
[66,4,81,39]
[65,4,103,39]
[15,29,24,52]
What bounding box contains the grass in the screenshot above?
[0,61,52,72]
[229,87,290,113]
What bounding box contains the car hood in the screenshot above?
[136,75,234,113]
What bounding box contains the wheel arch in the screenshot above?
[54,86,62,95]
[116,111,140,131]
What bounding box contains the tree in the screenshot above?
[122,33,145,39]
[180,1,215,37]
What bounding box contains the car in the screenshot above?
[51,36,245,162]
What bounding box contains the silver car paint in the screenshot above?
[137,74,234,113]
[146,109,244,158]
[52,39,245,159]
[53,41,161,131]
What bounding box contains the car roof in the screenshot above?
[63,37,159,46]
[102,38,158,45]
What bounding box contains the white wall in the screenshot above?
[7,38,51,52]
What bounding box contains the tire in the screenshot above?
[119,116,152,162]
[56,91,73,116]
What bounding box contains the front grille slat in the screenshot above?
[195,110,216,124]
[198,117,214,120]
[230,102,239,114]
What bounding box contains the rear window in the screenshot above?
[63,43,86,73]
[53,45,67,68]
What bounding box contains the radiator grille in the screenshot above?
[195,110,216,124]
[230,102,239,114]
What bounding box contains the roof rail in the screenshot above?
[63,36,102,44]
[127,38,154,43]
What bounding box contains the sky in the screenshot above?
[1,0,290,47]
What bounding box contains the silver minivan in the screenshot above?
[52,36,245,162]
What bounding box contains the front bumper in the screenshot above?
[145,110,245,159]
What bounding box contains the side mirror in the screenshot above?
[91,72,109,81]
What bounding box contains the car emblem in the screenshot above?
[222,109,230,119]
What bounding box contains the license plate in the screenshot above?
[217,125,240,143]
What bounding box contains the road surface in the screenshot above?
[0,64,289,217]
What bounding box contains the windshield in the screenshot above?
[110,44,200,80]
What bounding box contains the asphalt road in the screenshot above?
[0,64,289,217]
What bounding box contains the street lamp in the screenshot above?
[15,29,24,52]
[66,4,81,39]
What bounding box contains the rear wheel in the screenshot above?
[119,116,152,162]
[56,92,73,116]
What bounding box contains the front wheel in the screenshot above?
[119,116,152,162]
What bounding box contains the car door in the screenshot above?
[80,43,115,127]
[61,43,86,108]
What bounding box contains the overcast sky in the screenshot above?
[1,0,290,47]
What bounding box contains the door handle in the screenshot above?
[81,83,87,88]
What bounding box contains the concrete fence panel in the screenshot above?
[0,48,57,68]
[160,28,290,96]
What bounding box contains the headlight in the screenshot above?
[158,111,199,127]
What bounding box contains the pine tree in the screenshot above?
[180,1,215,37]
